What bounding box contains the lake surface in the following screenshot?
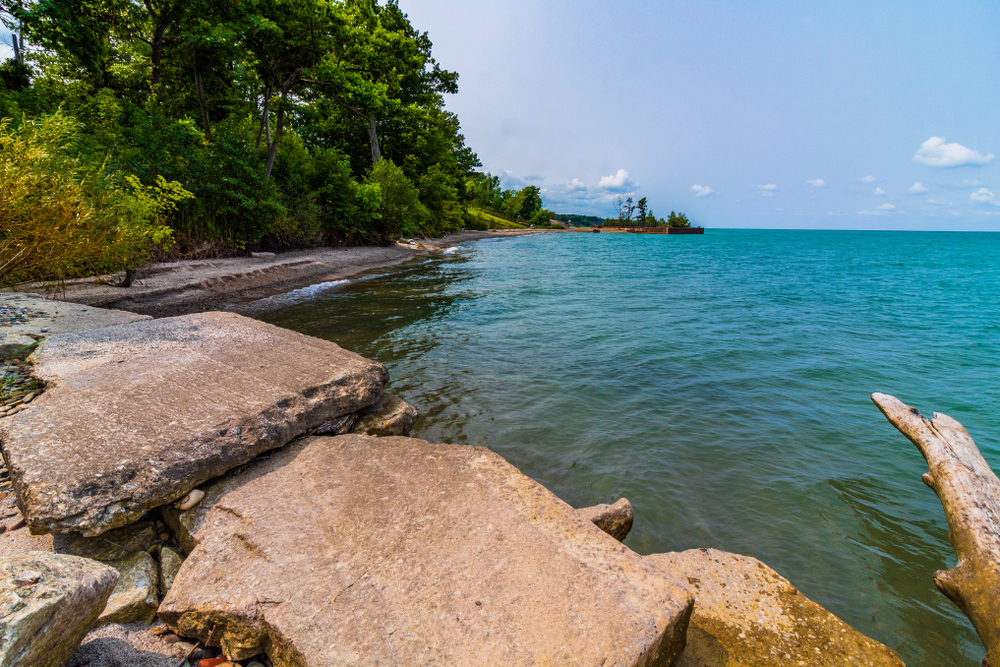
[257,229,1000,666]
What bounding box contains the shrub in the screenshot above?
[0,112,189,287]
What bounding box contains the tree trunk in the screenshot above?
[193,58,211,139]
[255,86,271,151]
[263,68,300,182]
[116,268,136,288]
[872,393,1000,667]
[368,115,382,163]
[264,101,284,182]
[12,33,21,64]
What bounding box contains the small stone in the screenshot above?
[12,570,41,586]
[164,634,183,644]
[177,489,205,511]
[577,498,634,542]
[197,656,228,666]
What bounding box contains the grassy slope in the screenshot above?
[466,207,527,230]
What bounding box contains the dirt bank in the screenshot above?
[12,231,537,318]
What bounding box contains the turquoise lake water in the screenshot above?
[258,229,1000,666]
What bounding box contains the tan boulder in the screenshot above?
[0,311,388,536]
[159,435,693,666]
[350,392,418,436]
[97,551,159,626]
[578,497,634,541]
[0,552,119,667]
[646,549,904,666]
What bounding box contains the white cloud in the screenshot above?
[566,178,587,193]
[963,179,983,186]
[908,182,929,194]
[691,184,714,197]
[913,136,994,167]
[805,179,825,187]
[758,183,777,197]
[970,188,999,204]
[873,187,886,196]
[877,203,896,211]
[597,169,636,192]
[861,175,875,183]
[927,199,937,204]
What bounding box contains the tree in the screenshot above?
[364,158,426,239]
[668,211,691,227]
[636,197,647,226]
[505,185,542,221]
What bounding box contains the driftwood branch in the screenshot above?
[872,393,1000,666]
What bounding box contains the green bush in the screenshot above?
[365,159,428,240]
[0,112,189,286]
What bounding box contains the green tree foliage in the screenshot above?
[0,0,486,277]
[0,112,187,286]
[667,211,691,227]
[365,158,426,240]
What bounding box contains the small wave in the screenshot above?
[442,246,461,254]
[240,279,350,311]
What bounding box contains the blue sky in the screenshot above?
[5,2,999,229]
[400,0,1000,229]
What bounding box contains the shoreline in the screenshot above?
[8,230,538,319]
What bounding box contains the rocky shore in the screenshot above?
[0,287,908,666]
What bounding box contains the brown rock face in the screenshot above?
[0,552,119,667]
[646,549,904,667]
[160,435,693,666]
[578,497,634,541]
[0,312,388,537]
[350,393,418,436]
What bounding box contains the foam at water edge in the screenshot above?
[235,279,350,312]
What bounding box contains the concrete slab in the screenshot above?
[159,435,694,666]
[0,312,389,537]
[0,292,150,359]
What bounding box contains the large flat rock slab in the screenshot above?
[0,312,388,537]
[0,552,119,667]
[0,292,150,359]
[647,549,904,666]
[159,435,693,666]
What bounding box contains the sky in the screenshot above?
[4,2,999,229]
[399,0,1000,229]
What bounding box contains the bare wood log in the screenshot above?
[872,393,1000,666]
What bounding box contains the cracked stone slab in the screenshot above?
[0,312,388,537]
[0,292,150,359]
[159,435,694,666]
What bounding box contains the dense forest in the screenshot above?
[0,0,551,285]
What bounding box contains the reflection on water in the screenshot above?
[258,230,999,666]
